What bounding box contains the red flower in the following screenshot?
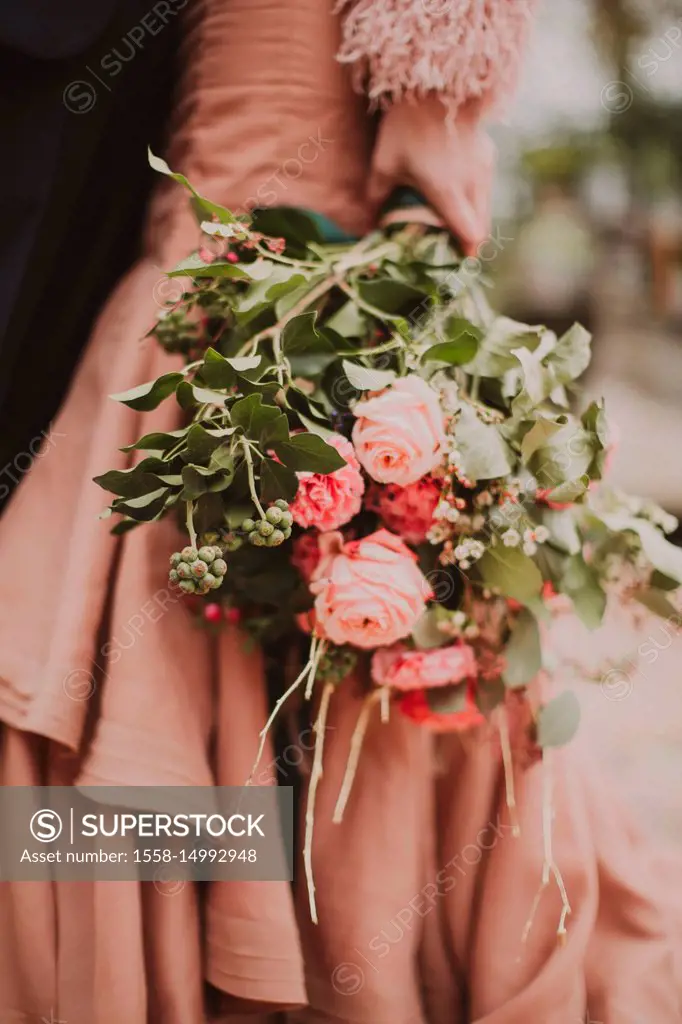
[398,680,484,732]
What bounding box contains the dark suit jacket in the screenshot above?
[0,0,181,507]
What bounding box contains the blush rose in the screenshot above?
[351,375,446,486]
[309,528,432,649]
[371,642,478,691]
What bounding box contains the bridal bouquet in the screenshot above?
[97,153,682,922]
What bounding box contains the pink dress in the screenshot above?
[0,1,680,1021]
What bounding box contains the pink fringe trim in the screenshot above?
[335,0,539,115]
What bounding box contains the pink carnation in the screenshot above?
[367,477,441,545]
[371,643,477,692]
[310,528,432,649]
[291,532,321,583]
[290,433,364,531]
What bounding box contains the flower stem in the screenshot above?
[241,438,266,519]
[498,707,520,838]
[186,501,197,548]
[246,637,318,785]
[304,681,335,924]
[333,689,382,824]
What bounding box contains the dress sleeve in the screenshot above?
[335,0,539,116]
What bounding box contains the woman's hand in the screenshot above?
[367,96,496,256]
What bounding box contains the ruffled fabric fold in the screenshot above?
[335,0,538,114]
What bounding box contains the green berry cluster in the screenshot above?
[241,499,293,548]
[317,645,358,686]
[168,545,227,595]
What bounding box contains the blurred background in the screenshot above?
[491,0,682,848]
[494,0,682,509]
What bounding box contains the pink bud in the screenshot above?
[225,607,241,625]
[226,252,239,264]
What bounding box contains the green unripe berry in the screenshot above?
[274,499,289,511]
[203,572,220,590]
[212,558,227,576]
[195,578,211,595]
[282,526,292,540]
[198,546,217,564]
[249,532,266,547]
[267,529,285,547]
[181,546,198,563]
[201,531,220,546]
[265,506,283,525]
[169,568,180,584]
[178,579,197,595]
[223,534,242,552]
[176,562,193,580]
[279,511,293,528]
[241,518,256,533]
[190,559,209,578]
[258,521,274,537]
[170,552,182,568]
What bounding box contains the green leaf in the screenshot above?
[282,311,329,354]
[633,587,680,620]
[93,464,166,499]
[260,413,289,446]
[502,610,542,689]
[250,206,323,247]
[560,555,606,629]
[411,608,449,650]
[422,336,478,365]
[536,690,581,749]
[272,432,346,473]
[112,487,169,521]
[545,478,589,504]
[110,372,184,411]
[466,317,544,377]
[120,428,189,453]
[186,423,223,464]
[456,403,513,481]
[528,420,594,490]
[342,359,396,392]
[166,253,249,279]
[326,301,365,338]
[295,411,335,440]
[549,323,592,385]
[148,149,236,224]
[543,509,581,555]
[599,514,682,584]
[520,417,567,462]
[425,683,470,715]
[478,547,544,604]
[209,445,235,472]
[231,393,281,437]
[260,457,299,503]
[358,277,427,313]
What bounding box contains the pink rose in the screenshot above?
[310,528,432,649]
[371,642,478,692]
[352,375,446,486]
[290,433,364,531]
[367,477,441,545]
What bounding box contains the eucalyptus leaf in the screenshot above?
[549,323,592,384]
[466,317,544,377]
[120,428,189,453]
[502,610,542,689]
[358,277,427,313]
[478,547,544,604]
[456,403,513,481]
[536,690,581,749]
[600,514,682,583]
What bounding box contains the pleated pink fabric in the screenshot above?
[0,1,681,1021]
